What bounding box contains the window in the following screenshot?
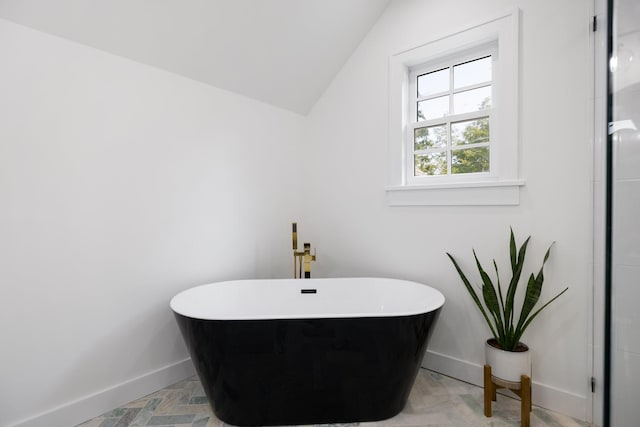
[409,53,494,181]
[387,9,524,206]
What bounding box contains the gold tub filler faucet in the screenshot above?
[292,222,316,278]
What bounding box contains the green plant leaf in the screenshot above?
[493,259,506,318]
[510,227,516,271]
[474,250,505,343]
[515,243,554,335]
[504,233,530,328]
[516,273,542,334]
[447,252,498,340]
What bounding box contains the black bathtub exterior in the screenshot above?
[174,310,440,426]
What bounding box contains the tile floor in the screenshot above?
[76,369,592,427]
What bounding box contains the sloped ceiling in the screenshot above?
[0,0,390,115]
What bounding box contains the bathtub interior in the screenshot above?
[170,277,445,320]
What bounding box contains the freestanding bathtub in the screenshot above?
[170,277,444,426]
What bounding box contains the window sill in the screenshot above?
[385,180,525,206]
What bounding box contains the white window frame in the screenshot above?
[386,9,524,206]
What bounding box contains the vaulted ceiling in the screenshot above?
[0,0,390,115]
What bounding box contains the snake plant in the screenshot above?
[446,228,568,352]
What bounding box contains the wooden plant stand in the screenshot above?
[484,364,532,427]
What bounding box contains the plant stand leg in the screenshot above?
[483,365,493,417]
[521,374,531,427]
[484,365,532,424]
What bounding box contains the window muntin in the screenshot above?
[408,53,494,179]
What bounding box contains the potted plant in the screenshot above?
[446,228,568,383]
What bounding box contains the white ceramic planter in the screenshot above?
[485,338,531,383]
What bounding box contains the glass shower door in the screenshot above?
[608,0,640,424]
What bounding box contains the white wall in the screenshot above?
[0,19,304,427]
[0,0,598,424]
[303,0,593,420]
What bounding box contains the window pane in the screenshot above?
[417,68,449,97]
[454,56,492,88]
[414,125,447,150]
[417,95,449,121]
[415,152,447,176]
[451,117,489,146]
[453,86,491,114]
[451,146,490,174]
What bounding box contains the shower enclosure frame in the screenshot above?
[600,0,640,424]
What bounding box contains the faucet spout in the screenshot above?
[292,223,316,278]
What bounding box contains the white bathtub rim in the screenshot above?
[170,277,445,321]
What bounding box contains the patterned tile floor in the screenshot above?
[76,369,592,427]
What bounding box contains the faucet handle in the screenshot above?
[292,222,298,250]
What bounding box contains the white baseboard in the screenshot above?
[10,352,588,426]
[9,358,195,427]
[422,350,589,422]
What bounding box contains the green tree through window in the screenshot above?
[414,97,490,176]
